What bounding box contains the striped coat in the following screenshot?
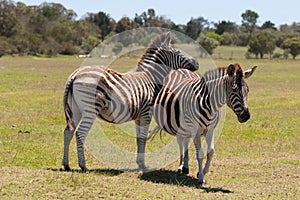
[62,32,199,172]
[153,64,257,185]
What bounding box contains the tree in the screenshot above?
[115,17,134,33]
[0,0,18,37]
[197,34,219,57]
[214,20,236,35]
[248,31,276,59]
[241,10,259,44]
[279,22,300,33]
[281,37,300,59]
[134,8,173,28]
[86,11,114,41]
[204,32,224,44]
[185,17,208,40]
[0,36,17,55]
[261,20,277,30]
[133,13,143,26]
[81,36,100,54]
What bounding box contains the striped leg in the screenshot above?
[135,118,150,172]
[75,114,96,172]
[203,128,214,175]
[62,101,81,171]
[62,124,74,171]
[70,82,100,171]
[193,131,205,186]
[176,136,190,174]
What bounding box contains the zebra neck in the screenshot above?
[136,61,170,84]
[205,76,227,114]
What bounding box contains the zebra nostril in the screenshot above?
[238,109,250,123]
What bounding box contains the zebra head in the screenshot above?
[225,63,257,123]
[144,32,199,72]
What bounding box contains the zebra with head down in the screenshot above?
[62,32,199,172]
[153,63,257,186]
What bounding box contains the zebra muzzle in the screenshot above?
[237,108,250,123]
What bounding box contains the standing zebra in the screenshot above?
[153,63,257,186]
[62,32,199,172]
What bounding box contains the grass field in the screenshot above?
[0,47,299,199]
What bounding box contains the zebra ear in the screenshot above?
[227,64,236,76]
[164,32,173,45]
[244,66,257,79]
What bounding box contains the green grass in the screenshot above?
[0,48,299,199]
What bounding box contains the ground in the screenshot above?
[0,47,299,199]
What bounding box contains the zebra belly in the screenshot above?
[154,94,197,138]
[161,113,198,138]
[97,98,137,124]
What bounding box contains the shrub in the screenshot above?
[272,52,282,59]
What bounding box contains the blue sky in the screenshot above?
[21,0,300,27]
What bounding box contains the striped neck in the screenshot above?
[136,47,171,84]
[201,68,228,114]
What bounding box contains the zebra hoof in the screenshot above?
[197,180,205,188]
[182,167,189,175]
[64,165,71,171]
[138,164,148,173]
[178,167,189,175]
[80,166,88,172]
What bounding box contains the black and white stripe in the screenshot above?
[153,63,257,185]
[62,32,199,172]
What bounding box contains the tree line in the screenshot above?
[1,0,300,59]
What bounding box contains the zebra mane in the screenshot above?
[202,64,244,82]
[148,32,175,48]
[202,67,227,81]
[137,32,175,66]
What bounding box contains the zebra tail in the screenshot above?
[63,75,76,132]
[147,125,163,141]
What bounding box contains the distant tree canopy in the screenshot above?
[0,1,300,59]
[185,17,208,40]
[261,20,277,30]
[85,11,114,41]
[197,33,220,56]
[248,31,276,59]
[0,0,100,55]
[214,20,237,35]
[281,37,300,59]
[241,9,259,44]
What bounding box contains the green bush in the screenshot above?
[272,52,282,59]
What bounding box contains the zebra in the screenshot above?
[62,32,199,172]
[152,63,257,186]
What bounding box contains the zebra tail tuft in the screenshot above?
[147,125,163,142]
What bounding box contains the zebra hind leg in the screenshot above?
[193,132,205,187]
[176,136,190,175]
[75,115,96,172]
[203,128,215,175]
[62,123,75,171]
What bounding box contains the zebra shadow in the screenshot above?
[47,168,123,176]
[139,169,233,193]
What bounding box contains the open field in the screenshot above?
[0,48,299,199]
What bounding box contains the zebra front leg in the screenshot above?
[135,118,150,172]
[193,131,205,186]
[203,128,215,175]
[176,136,190,174]
[62,125,74,171]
